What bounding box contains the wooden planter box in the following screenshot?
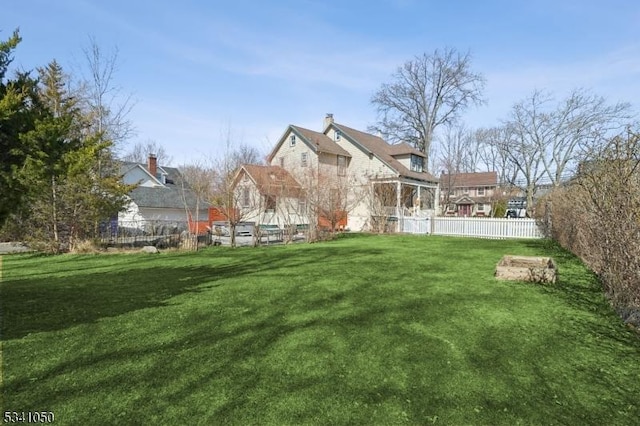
[495,255,556,284]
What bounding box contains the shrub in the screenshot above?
[545,130,640,323]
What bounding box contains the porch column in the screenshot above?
[396,181,402,218]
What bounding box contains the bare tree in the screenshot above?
[370,47,485,167]
[536,88,631,186]
[473,127,514,182]
[497,100,547,211]
[180,161,216,250]
[122,139,173,165]
[229,143,263,167]
[497,89,632,211]
[210,133,260,248]
[299,168,362,241]
[367,182,398,233]
[79,37,135,149]
[435,124,480,174]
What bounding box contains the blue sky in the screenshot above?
[3,0,640,165]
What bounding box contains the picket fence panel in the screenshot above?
[400,217,543,239]
[401,217,431,234]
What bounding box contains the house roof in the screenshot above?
[120,161,207,210]
[332,123,438,183]
[238,164,305,198]
[440,171,498,189]
[450,195,493,205]
[267,125,351,161]
[292,126,352,157]
[387,142,426,158]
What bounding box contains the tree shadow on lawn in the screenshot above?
[4,278,480,423]
[5,241,640,424]
[0,245,387,340]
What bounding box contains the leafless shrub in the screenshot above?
[544,129,640,320]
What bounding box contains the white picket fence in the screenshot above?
[400,216,543,239]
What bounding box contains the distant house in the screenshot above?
[266,114,439,231]
[439,171,499,216]
[119,154,208,231]
[233,164,306,229]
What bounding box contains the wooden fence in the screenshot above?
[400,217,543,239]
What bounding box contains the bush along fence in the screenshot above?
[400,216,543,239]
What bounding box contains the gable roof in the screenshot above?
[440,171,498,189]
[237,164,305,198]
[268,125,351,161]
[120,161,206,210]
[331,123,438,183]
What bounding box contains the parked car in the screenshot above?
[505,198,527,218]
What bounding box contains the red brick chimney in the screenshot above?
[148,154,157,177]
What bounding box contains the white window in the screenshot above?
[298,198,307,213]
[337,155,347,176]
[335,130,341,141]
[289,134,296,147]
[301,152,308,167]
[477,187,485,196]
[242,187,250,207]
[410,154,424,172]
[477,204,485,211]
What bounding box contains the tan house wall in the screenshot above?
[269,129,316,172]
[328,128,398,230]
[452,186,497,198]
[234,172,308,227]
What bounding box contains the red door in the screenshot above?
[458,204,471,217]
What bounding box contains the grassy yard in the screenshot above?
[1,234,639,425]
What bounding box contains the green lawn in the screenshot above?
[1,234,639,425]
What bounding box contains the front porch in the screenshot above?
[369,179,438,232]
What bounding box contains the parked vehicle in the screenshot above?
[505,198,527,218]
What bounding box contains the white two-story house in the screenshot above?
[439,171,499,216]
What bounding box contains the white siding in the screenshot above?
[394,154,411,170]
[118,201,192,229]
[123,166,161,187]
[119,200,145,223]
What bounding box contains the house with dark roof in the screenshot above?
[266,114,439,231]
[119,155,208,230]
[439,171,499,216]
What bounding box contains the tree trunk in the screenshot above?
[51,176,60,251]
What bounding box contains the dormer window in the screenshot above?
[289,135,296,147]
[410,154,424,172]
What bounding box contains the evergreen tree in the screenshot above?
[0,30,40,226]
